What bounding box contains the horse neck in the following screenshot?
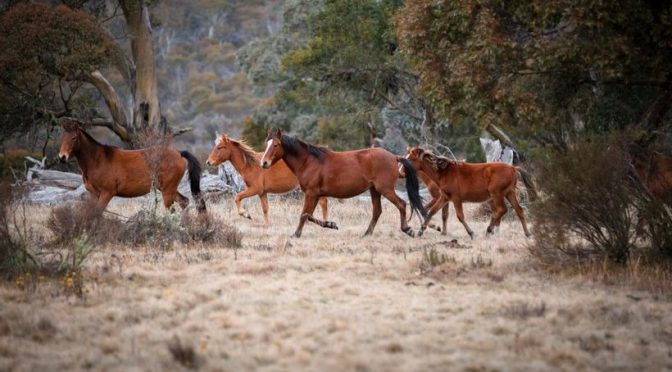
[73,132,105,175]
[281,145,310,178]
[228,146,254,174]
[419,160,442,181]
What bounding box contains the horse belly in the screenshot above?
[321,174,370,198]
[116,177,152,197]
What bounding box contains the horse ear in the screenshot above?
[276,129,282,138]
[62,121,77,132]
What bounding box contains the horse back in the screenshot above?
[451,162,517,200]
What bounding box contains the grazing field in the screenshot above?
[1,196,671,371]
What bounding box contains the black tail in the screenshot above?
[399,158,427,219]
[180,150,206,212]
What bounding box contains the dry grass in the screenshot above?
[0,196,671,370]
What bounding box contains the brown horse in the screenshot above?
[58,122,205,212]
[631,149,672,206]
[205,133,328,225]
[260,130,426,238]
[401,147,530,238]
[417,171,450,234]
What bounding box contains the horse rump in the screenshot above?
[180,150,206,212]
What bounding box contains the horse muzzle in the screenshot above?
[58,154,68,163]
[260,160,271,169]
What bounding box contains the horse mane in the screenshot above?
[228,137,260,166]
[80,128,116,158]
[420,148,460,170]
[281,134,331,161]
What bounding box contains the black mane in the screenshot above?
[281,134,331,161]
[80,129,117,158]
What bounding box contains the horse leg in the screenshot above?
[293,194,320,238]
[423,197,442,232]
[318,197,329,221]
[363,188,382,236]
[96,191,114,213]
[453,200,474,239]
[417,196,447,237]
[441,203,450,236]
[235,187,258,219]
[161,187,180,211]
[176,192,189,209]
[506,191,531,237]
[380,189,415,237]
[486,194,507,235]
[259,193,270,226]
[303,197,337,230]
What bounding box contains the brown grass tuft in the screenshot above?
[167,335,200,369]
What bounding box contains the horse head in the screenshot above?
[58,121,81,162]
[260,129,284,169]
[206,133,232,166]
[400,146,450,177]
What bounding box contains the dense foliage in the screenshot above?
[396,1,672,149]
[0,3,119,140]
[238,0,482,156]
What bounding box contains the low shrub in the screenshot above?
[530,133,672,266]
[46,201,243,250]
[531,135,638,264]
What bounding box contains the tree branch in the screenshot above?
[82,70,131,142]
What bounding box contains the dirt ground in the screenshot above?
[1,196,671,371]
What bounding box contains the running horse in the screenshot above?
[630,146,672,206]
[58,122,205,212]
[206,133,328,225]
[401,147,530,238]
[260,130,426,238]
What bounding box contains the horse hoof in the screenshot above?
[292,233,302,238]
[324,221,338,230]
[417,229,423,237]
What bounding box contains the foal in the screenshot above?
[206,133,328,225]
[402,147,530,238]
[58,122,205,212]
[261,130,426,238]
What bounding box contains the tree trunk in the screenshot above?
[84,71,131,141]
[120,0,161,135]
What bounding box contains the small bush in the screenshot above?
[47,201,243,250]
[167,336,200,369]
[501,301,547,320]
[47,199,117,246]
[531,135,637,263]
[0,183,38,277]
[418,247,454,274]
[181,212,242,247]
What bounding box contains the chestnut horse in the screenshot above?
[206,133,328,225]
[631,149,672,206]
[58,123,205,212]
[401,147,530,238]
[260,130,426,238]
[417,172,449,234]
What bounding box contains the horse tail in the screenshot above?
[180,150,206,212]
[398,157,427,219]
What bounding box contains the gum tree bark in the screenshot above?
[120,0,162,135]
